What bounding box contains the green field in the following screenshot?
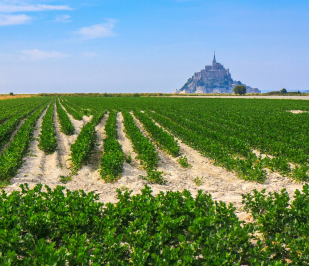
[1,96,309,264]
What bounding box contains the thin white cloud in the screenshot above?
[0,4,72,13]
[20,49,69,60]
[77,19,116,40]
[83,52,96,57]
[0,14,31,25]
[54,14,71,23]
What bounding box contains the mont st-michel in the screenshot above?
[175,53,260,94]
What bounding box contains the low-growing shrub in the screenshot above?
[125,153,132,164]
[59,175,72,184]
[178,155,191,168]
[140,169,166,185]
[193,176,203,186]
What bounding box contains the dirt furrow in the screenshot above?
[116,112,146,182]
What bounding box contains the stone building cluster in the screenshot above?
[174,53,260,94]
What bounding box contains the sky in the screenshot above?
[0,0,308,94]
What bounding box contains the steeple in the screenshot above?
[212,50,217,68]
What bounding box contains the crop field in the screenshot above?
[1,96,309,264]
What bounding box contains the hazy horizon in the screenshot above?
[0,0,308,94]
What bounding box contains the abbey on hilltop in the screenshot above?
[174,53,260,94]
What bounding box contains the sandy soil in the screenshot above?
[287,110,309,113]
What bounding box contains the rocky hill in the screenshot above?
[175,53,260,94]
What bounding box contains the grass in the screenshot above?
[193,176,203,186]
[60,175,72,184]
[178,156,192,168]
[126,153,132,164]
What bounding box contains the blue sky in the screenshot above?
[0,0,308,93]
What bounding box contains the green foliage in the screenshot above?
[133,110,180,157]
[122,111,166,184]
[280,88,287,93]
[0,103,48,181]
[0,184,257,264]
[60,98,83,120]
[100,138,125,182]
[38,100,57,154]
[233,85,246,95]
[126,153,132,164]
[178,155,191,168]
[123,111,159,171]
[193,176,203,186]
[141,169,166,185]
[242,184,309,264]
[56,99,74,135]
[292,164,309,181]
[70,112,105,174]
[59,175,72,183]
[0,99,46,150]
[100,111,125,182]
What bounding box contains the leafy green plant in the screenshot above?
[0,103,48,181]
[100,111,125,182]
[0,183,257,264]
[60,98,83,120]
[56,99,75,135]
[242,184,309,264]
[133,110,180,157]
[122,111,166,184]
[70,111,105,174]
[59,175,72,183]
[178,155,191,168]
[193,176,203,186]
[140,170,166,185]
[38,100,57,154]
[0,99,46,150]
[126,153,132,164]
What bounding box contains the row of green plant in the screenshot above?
[0,102,41,151]
[60,98,83,120]
[100,111,125,182]
[1,183,309,264]
[122,111,165,184]
[149,110,309,181]
[133,110,180,157]
[155,98,309,165]
[62,98,92,116]
[0,97,45,124]
[70,112,106,174]
[0,103,48,182]
[38,101,57,154]
[56,99,75,135]
[146,110,267,182]
[59,97,309,182]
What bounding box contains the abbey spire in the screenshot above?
[212,51,216,64]
[212,51,217,69]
